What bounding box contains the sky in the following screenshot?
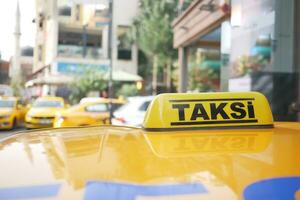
[0,0,35,60]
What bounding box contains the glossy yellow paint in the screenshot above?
[0,122,299,199]
[143,92,273,131]
[53,99,125,128]
[0,96,27,129]
[25,96,66,129]
[144,129,273,157]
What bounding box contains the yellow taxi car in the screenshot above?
[0,96,27,130]
[53,98,125,128]
[0,92,299,199]
[25,96,66,129]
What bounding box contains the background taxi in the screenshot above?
[25,96,66,129]
[0,96,26,130]
[53,98,125,128]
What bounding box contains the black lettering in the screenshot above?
[247,101,255,118]
[172,104,189,121]
[190,104,209,120]
[210,103,229,119]
[230,102,246,119]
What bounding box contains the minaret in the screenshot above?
[12,0,21,84]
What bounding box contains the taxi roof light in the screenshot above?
[143,92,273,131]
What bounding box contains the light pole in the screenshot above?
[82,24,88,57]
[108,0,114,123]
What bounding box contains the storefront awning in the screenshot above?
[25,75,73,87]
[105,70,143,82]
[25,71,143,87]
[172,0,230,48]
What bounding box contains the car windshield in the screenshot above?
[33,100,63,108]
[85,103,108,112]
[0,100,14,108]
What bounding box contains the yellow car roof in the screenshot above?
[0,123,299,199]
[80,97,126,104]
[36,96,64,101]
[64,99,125,113]
[0,92,299,199]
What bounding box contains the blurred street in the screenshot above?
[0,128,24,140]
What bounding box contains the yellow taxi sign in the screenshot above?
[143,92,273,131]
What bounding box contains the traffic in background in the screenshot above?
[0,92,299,199]
[0,94,153,132]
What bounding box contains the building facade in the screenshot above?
[29,0,140,97]
[173,0,300,121]
[0,59,10,85]
[10,46,34,83]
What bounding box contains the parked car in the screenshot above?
[0,96,27,130]
[25,96,66,129]
[53,98,125,128]
[112,96,153,127]
[79,97,107,104]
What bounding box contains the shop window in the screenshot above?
[117,26,132,60]
[188,48,221,92]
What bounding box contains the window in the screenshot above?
[85,104,108,112]
[58,30,102,58]
[33,101,64,108]
[117,26,132,60]
[0,100,14,108]
[138,101,151,111]
[59,6,72,16]
[111,103,123,112]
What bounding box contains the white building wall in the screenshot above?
[112,0,139,74]
[45,0,58,68]
[34,0,140,79]
[113,0,139,25]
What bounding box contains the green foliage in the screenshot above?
[116,84,138,97]
[137,50,151,81]
[132,0,177,59]
[130,0,178,93]
[188,62,220,92]
[232,54,270,77]
[69,70,107,104]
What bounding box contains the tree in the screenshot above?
[69,70,107,104]
[116,84,138,97]
[131,0,177,94]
